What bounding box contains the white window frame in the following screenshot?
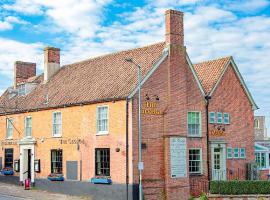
[233,148,239,158]
[224,113,230,124]
[24,116,32,138]
[227,147,233,159]
[187,111,202,137]
[189,148,202,174]
[217,112,223,124]
[209,112,216,124]
[254,119,259,129]
[96,105,109,135]
[255,152,267,169]
[18,84,26,96]
[240,148,246,159]
[52,111,62,137]
[6,118,13,139]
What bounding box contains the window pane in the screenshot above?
[189,149,201,173]
[97,107,108,133]
[224,113,230,124]
[95,148,110,176]
[53,112,61,135]
[227,148,232,158]
[51,150,62,174]
[188,112,200,136]
[210,112,215,123]
[240,148,246,158]
[217,112,222,124]
[4,148,13,168]
[234,148,239,158]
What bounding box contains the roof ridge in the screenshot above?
[62,42,165,67]
[194,55,232,65]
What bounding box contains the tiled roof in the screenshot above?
[0,42,166,114]
[193,56,231,95]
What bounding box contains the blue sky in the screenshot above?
[0,0,270,133]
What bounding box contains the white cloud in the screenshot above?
[0,37,43,76]
[3,0,112,38]
[224,0,270,12]
[0,16,27,31]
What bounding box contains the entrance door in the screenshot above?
[27,149,31,180]
[212,147,226,180]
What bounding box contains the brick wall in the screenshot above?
[14,61,36,86]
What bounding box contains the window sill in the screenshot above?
[6,137,13,140]
[96,132,109,136]
[189,173,203,176]
[52,135,62,138]
[187,135,202,138]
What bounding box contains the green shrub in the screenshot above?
[210,180,270,195]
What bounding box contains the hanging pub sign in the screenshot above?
[34,159,40,173]
[14,159,20,172]
[142,102,162,115]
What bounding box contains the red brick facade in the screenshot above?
[130,9,255,200]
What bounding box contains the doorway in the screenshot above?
[27,149,31,179]
[211,144,226,180]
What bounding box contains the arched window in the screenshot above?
[254,119,259,129]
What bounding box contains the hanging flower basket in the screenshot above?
[47,173,64,181]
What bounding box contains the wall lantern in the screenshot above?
[34,159,40,173]
[115,147,120,152]
[14,159,20,172]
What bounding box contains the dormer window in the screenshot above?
[18,84,26,96]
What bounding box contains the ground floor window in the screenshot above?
[51,149,63,174]
[95,148,110,176]
[4,148,13,168]
[189,148,202,174]
[255,152,266,169]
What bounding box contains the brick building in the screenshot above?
[0,9,257,200]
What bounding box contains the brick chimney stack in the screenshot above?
[14,61,36,88]
[165,9,184,45]
[44,47,60,83]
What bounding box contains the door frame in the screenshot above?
[19,139,36,184]
[211,142,226,180]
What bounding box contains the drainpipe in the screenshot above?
[126,98,129,200]
[205,95,211,191]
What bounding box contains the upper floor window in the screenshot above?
[254,119,259,129]
[188,112,201,137]
[6,118,13,139]
[97,106,108,134]
[25,116,32,138]
[52,112,62,137]
[223,113,230,124]
[209,112,216,124]
[217,112,223,124]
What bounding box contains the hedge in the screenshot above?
[210,180,270,195]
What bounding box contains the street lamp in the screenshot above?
[125,57,143,200]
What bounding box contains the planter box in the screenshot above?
[1,168,14,175]
[91,177,112,184]
[47,174,64,181]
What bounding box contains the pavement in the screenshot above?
[0,182,92,200]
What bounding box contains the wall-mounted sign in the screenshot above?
[170,137,187,178]
[14,159,20,172]
[142,102,162,115]
[34,159,40,173]
[59,138,85,145]
[210,129,225,136]
[1,140,17,146]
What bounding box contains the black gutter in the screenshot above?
[205,95,211,190]
[126,98,129,200]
